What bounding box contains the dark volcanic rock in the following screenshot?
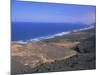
[31,53,95,73]
[11,27,96,75]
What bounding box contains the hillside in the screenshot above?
[11,27,96,75]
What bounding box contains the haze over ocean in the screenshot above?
[11,0,96,41]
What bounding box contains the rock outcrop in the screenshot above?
[11,27,96,75]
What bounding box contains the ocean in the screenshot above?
[11,22,89,41]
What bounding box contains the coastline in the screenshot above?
[12,25,95,44]
[11,25,96,74]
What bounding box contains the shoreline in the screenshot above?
[12,25,95,44]
[11,25,96,74]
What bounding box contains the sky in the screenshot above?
[12,0,96,24]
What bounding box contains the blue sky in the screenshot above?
[12,0,96,24]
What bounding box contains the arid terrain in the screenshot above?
[11,27,96,75]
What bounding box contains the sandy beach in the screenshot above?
[11,26,96,75]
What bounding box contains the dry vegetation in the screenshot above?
[11,27,96,74]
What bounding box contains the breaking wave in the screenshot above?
[14,25,95,44]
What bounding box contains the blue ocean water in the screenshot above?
[11,22,89,41]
